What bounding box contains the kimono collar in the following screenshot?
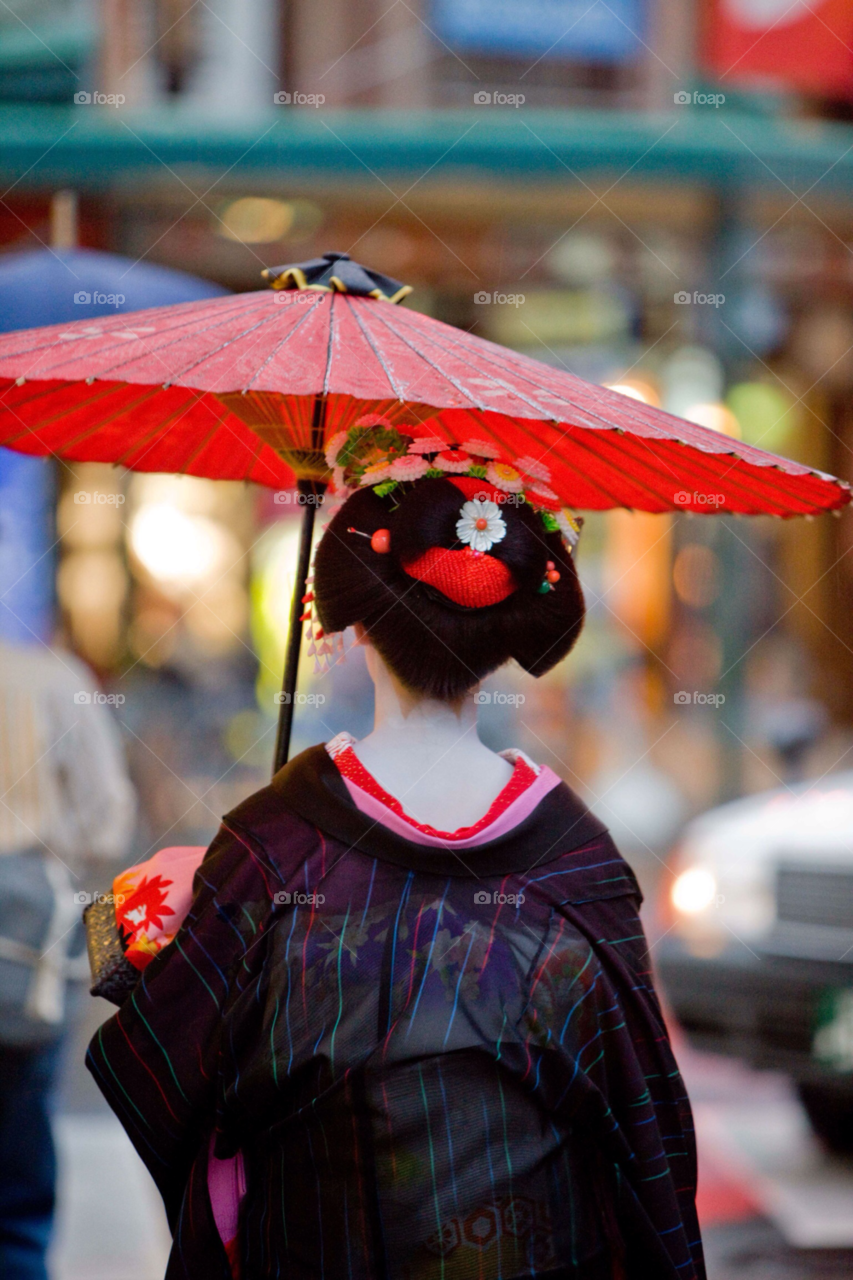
[268,745,608,878]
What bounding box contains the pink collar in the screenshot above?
[325,732,561,849]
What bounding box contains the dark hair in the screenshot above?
[313,477,585,701]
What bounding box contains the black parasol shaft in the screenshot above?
[272,398,327,775]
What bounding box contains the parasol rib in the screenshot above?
[0,294,258,378]
[241,295,325,392]
[342,296,409,401]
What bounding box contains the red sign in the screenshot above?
[705,0,853,99]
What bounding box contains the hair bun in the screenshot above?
[313,477,585,700]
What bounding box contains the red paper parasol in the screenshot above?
[0,252,847,766]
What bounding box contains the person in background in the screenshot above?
[0,638,134,1280]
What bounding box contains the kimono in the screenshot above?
[87,744,705,1280]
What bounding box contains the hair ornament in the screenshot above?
[514,455,553,484]
[485,461,524,493]
[300,568,344,674]
[434,449,474,474]
[324,431,350,468]
[456,498,506,553]
[459,439,501,459]
[408,437,445,455]
[556,508,584,549]
[403,547,517,608]
[524,482,561,511]
[389,455,429,482]
[347,525,391,553]
[359,460,393,486]
[327,422,583,553]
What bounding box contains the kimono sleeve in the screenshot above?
[86,822,274,1225]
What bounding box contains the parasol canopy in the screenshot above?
[0,251,848,770]
[0,251,847,517]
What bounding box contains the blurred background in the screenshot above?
[2,0,853,1276]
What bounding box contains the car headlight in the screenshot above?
[671,867,717,915]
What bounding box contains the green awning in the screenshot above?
[0,23,96,103]
[0,104,851,191]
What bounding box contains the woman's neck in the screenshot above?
[352,659,513,830]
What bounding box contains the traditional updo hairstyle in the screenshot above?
[313,476,585,702]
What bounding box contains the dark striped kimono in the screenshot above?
[87,745,705,1280]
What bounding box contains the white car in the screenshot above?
[657,773,853,1151]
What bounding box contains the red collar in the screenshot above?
[326,735,539,842]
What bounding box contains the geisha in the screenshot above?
[87,426,705,1280]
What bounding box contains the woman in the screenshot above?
[87,427,705,1280]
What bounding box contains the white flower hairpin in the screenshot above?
[456,498,506,552]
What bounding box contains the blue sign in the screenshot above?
[431,0,646,62]
[0,450,55,645]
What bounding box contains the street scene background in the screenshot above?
[2,0,853,1275]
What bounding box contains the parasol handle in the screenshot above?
[272,477,327,775]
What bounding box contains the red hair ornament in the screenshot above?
[348,513,517,608]
[402,547,517,608]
